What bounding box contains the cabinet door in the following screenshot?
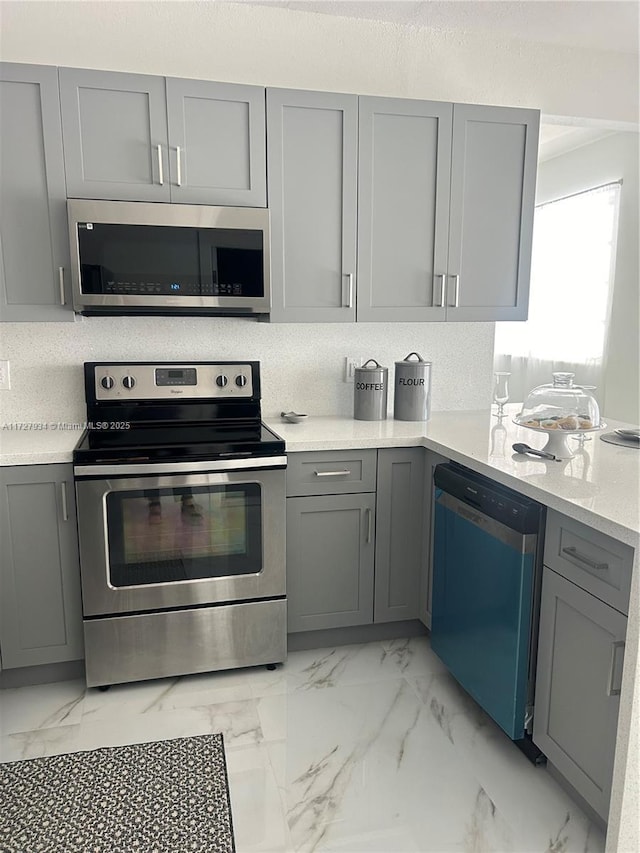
[60,68,170,202]
[446,104,539,321]
[357,97,451,322]
[166,78,266,206]
[533,567,626,821]
[0,63,72,321]
[419,450,450,628]
[0,465,84,668]
[287,493,375,632]
[374,448,425,622]
[267,88,358,322]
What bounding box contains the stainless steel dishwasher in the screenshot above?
[431,462,545,760]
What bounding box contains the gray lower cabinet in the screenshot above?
[419,449,450,628]
[374,448,425,622]
[60,68,266,205]
[286,448,427,632]
[0,464,84,668]
[286,493,375,632]
[533,567,626,821]
[0,63,72,321]
[267,88,359,322]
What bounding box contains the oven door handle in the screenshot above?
[74,455,287,477]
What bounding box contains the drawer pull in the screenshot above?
[314,470,352,478]
[561,545,608,572]
[607,640,625,696]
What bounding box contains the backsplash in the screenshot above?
[0,317,495,425]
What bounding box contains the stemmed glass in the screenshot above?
[493,372,511,418]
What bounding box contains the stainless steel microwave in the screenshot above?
[68,199,270,316]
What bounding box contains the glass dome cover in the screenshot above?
[515,372,602,432]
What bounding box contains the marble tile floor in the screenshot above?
[0,637,605,853]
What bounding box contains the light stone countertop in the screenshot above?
[265,407,640,545]
[1,407,638,544]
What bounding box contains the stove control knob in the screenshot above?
[216,375,228,388]
[122,375,136,389]
[100,376,115,391]
[235,375,248,388]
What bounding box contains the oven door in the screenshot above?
[75,464,285,617]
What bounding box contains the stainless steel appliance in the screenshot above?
[68,200,270,316]
[431,463,545,762]
[73,361,286,688]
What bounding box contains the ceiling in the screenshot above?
[240,1,640,55]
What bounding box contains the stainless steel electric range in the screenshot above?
[73,361,286,688]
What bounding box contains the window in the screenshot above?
[494,182,621,400]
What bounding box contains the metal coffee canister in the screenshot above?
[354,359,388,421]
[394,352,432,421]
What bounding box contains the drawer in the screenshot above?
[544,510,633,614]
[286,450,377,496]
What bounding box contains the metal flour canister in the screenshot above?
[393,352,432,421]
[354,359,388,421]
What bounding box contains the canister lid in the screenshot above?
[395,352,431,366]
[355,358,387,381]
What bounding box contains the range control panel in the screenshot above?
[90,362,256,401]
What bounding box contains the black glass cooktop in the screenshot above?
[73,421,285,465]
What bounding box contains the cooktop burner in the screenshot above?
[74,361,285,466]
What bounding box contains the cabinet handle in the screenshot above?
[314,470,352,477]
[157,144,164,185]
[434,273,446,308]
[448,274,460,307]
[342,273,354,309]
[607,640,625,696]
[561,545,608,572]
[60,482,69,522]
[176,146,182,186]
[58,267,65,305]
[365,507,372,543]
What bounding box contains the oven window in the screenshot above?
[105,483,262,587]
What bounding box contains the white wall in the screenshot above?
[1,4,639,850]
[1,1,637,122]
[535,132,640,424]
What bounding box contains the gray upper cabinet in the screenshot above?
[0,464,84,668]
[267,88,358,322]
[60,68,266,206]
[446,104,539,321]
[60,68,170,202]
[166,78,266,206]
[268,90,538,323]
[0,63,72,321]
[374,448,425,622]
[533,567,626,821]
[357,98,452,322]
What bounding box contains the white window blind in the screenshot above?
[494,181,621,401]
